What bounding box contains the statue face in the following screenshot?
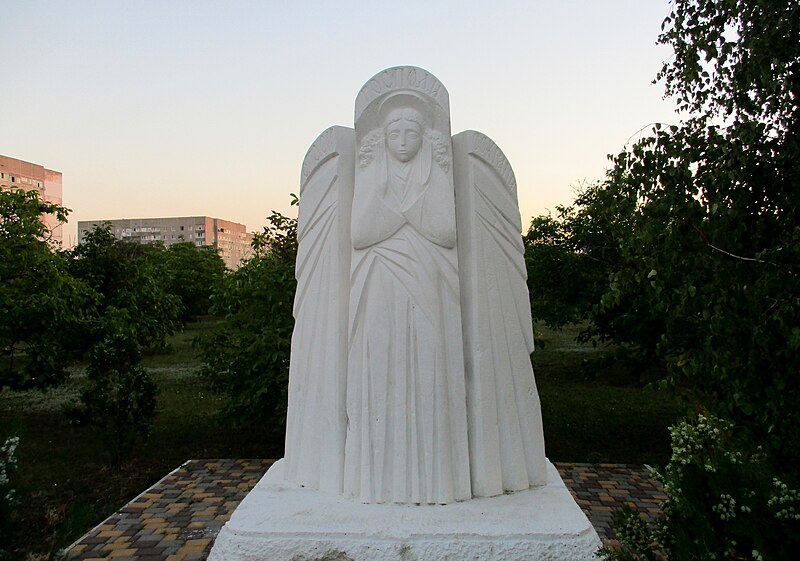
[385,119,423,163]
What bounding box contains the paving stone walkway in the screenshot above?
[65,459,665,560]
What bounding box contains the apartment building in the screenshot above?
[0,154,64,246]
[77,216,252,269]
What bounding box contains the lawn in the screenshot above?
[0,319,680,558]
[534,325,680,464]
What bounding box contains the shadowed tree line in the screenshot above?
[526,0,799,558]
[1,191,226,391]
[1,191,227,473]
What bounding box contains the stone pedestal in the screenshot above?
[208,459,601,561]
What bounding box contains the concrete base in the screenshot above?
[208,459,601,561]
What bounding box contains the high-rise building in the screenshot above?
[0,155,64,246]
[77,216,252,269]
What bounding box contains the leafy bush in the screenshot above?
[602,414,800,561]
[198,210,297,433]
[65,326,157,467]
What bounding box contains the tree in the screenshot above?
[164,242,226,320]
[198,210,297,433]
[68,225,180,354]
[611,0,798,458]
[579,0,800,558]
[529,0,799,456]
[64,225,180,462]
[524,181,633,333]
[0,188,91,389]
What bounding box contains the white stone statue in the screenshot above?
[209,66,601,561]
[285,66,547,504]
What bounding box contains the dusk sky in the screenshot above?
[2,0,678,246]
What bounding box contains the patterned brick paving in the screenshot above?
[558,462,666,541]
[65,459,666,560]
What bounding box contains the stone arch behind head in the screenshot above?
[355,66,451,143]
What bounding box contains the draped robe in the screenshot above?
[343,136,471,504]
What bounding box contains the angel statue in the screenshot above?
[284,66,547,505]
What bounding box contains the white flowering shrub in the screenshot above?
[1,434,20,553]
[601,414,800,561]
[0,435,18,497]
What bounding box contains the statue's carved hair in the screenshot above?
[382,107,425,130]
[358,130,385,168]
[427,130,450,173]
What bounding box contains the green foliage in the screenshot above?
[198,209,298,432]
[578,0,800,558]
[164,242,226,320]
[656,0,799,131]
[524,182,634,333]
[0,188,92,389]
[601,414,800,561]
[524,211,597,329]
[68,225,181,354]
[602,504,667,561]
[527,0,799,464]
[540,129,800,465]
[64,225,182,465]
[607,0,798,463]
[65,329,156,467]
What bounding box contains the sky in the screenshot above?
[1,0,678,246]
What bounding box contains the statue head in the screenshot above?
[358,90,450,172]
[383,108,424,163]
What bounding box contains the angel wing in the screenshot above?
[284,126,355,494]
[453,130,547,497]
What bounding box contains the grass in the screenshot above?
[0,319,680,558]
[534,324,681,464]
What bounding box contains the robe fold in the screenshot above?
[344,138,471,504]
